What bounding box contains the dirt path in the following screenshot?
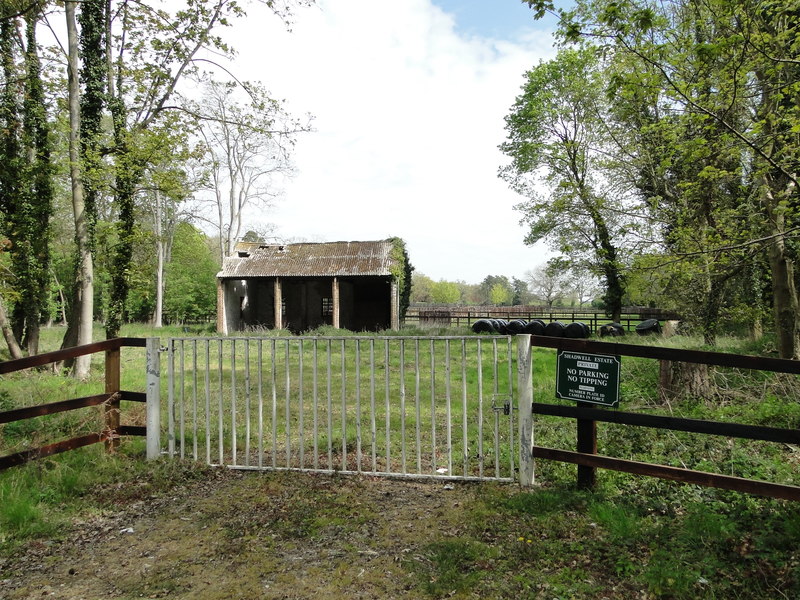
[0,470,481,599]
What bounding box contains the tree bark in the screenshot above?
[61,0,94,378]
[659,360,712,401]
[153,190,164,328]
[0,295,23,360]
[761,176,799,359]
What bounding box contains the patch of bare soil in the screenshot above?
[0,469,480,599]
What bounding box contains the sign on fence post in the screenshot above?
[556,350,620,489]
[556,350,621,407]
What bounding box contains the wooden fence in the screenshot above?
[526,335,800,501]
[0,338,154,470]
[405,307,680,332]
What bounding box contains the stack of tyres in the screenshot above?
[492,319,509,334]
[470,318,513,334]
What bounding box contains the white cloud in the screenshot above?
[218,0,557,283]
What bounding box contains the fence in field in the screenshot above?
[528,335,800,501]
[0,338,158,470]
[164,336,522,482]
[1,333,798,502]
[404,306,679,332]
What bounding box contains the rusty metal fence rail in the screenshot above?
[0,338,158,470]
[165,336,521,482]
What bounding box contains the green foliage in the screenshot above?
[388,237,413,318]
[430,279,461,304]
[163,223,218,323]
[0,8,54,353]
[548,0,800,354]
[489,281,512,305]
[500,46,629,320]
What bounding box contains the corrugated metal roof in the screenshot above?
[217,240,397,279]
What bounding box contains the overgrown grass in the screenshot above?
[412,482,800,599]
[1,325,798,598]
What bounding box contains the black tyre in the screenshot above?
[472,319,495,334]
[635,318,661,335]
[506,319,527,334]
[564,322,590,338]
[524,319,546,335]
[544,321,565,337]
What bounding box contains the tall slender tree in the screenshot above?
[501,47,632,322]
[0,2,53,357]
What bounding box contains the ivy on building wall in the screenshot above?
[388,237,413,319]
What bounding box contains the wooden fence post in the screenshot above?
[146,338,161,460]
[576,401,597,489]
[104,344,121,452]
[517,334,535,487]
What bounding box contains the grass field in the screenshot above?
[1,324,799,598]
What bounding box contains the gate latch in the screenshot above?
[492,396,513,416]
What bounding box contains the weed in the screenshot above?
[414,538,496,597]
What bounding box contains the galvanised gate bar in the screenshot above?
[164,336,522,482]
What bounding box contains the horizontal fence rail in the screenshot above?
[404,307,680,332]
[528,336,800,501]
[166,336,517,482]
[0,338,150,471]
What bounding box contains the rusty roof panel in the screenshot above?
[217,240,397,279]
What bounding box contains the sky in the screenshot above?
[215,0,559,284]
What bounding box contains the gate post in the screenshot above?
[145,338,161,460]
[517,334,535,487]
[104,343,121,452]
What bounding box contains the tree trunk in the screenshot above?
[659,360,712,401]
[767,237,799,359]
[0,296,23,360]
[61,0,94,379]
[152,190,164,327]
[154,241,165,327]
[761,176,799,359]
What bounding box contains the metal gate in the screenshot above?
[163,336,521,482]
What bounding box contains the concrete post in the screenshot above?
[274,277,283,330]
[332,277,340,329]
[517,334,535,487]
[145,338,161,460]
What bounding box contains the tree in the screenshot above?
[476,275,513,305]
[489,282,513,306]
[526,260,567,308]
[163,223,218,324]
[511,276,532,305]
[190,79,310,263]
[525,0,800,355]
[500,47,632,322]
[137,118,199,327]
[430,280,461,304]
[410,272,434,303]
[0,3,53,358]
[58,0,95,377]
